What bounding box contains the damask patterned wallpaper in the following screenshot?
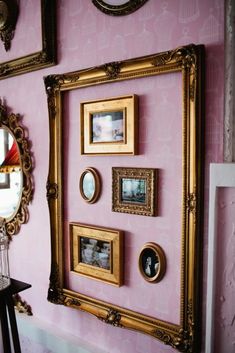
[0,1,226,353]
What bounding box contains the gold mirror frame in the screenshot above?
[79,167,101,204]
[44,44,204,352]
[92,0,149,16]
[0,0,56,80]
[0,99,33,237]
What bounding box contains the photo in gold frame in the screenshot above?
[0,0,56,80]
[80,95,138,155]
[70,222,123,286]
[112,167,156,216]
[138,242,166,283]
[45,44,204,352]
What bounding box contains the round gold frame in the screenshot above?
[92,0,149,16]
[138,242,166,283]
[79,167,101,204]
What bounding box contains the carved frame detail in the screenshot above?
[0,0,56,80]
[44,44,204,352]
[0,99,33,237]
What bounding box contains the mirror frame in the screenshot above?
[79,167,101,204]
[44,44,204,352]
[92,0,149,16]
[0,0,56,80]
[0,99,33,237]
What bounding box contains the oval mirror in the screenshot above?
[79,167,101,204]
[0,99,33,237]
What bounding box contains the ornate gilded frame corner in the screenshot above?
[0,99,33,237]
[112,167,156,216]
[45,44,204,352]
[92,0,149,16]
[0,0,56,80]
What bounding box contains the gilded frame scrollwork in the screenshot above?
[0,99,33,237]
[0,0,56,80]
[44,44,204,352]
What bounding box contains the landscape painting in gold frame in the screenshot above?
[80,95,138,155]
[45,44,204,352]
[70,222,123,286]
[112,167,156,216]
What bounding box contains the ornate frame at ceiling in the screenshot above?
[0,0,56,80]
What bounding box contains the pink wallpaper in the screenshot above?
[0,1,224,353]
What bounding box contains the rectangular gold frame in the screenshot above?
[45,44,204,352]
[70,222,123,286]
[0,0,56,80]
[112,167,156,216]
[81,95,138,155]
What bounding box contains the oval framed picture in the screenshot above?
[138,242,166,283]
[79,167,101,203]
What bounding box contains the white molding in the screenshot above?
[16,314,107,353]
[205,163,235,353]
[224,0,235,162]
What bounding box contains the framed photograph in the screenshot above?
[112,167,156,216]
[80,95,138,155]
[138,243,166,283]
[79,167,101,203]
[70,222,123,286]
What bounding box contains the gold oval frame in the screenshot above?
[79,167,101,204]
[92,0,149,16]
[0,99,33,237]
[138,242,166,283]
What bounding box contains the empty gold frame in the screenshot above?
[0,0,56,80]
[45,44,204,352]
[0,100,33,237]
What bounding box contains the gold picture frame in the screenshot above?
[80,95,138,155]
[91,0,149,16]
[138,242,166,283]
[0,0,56,80]
[70,222,123,286]
[45,44,204,352]
[112,167,156,216]
[79,167,101,204]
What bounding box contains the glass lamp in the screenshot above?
[0,217,10,290]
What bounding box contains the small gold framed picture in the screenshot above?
[79,167,101,203]
[80,95,138,155]
[70,222,123,286]
[138,243,166,283]
[112,167,156,216]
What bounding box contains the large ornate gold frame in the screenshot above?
[44,44,204,352]
[0,0,56,80]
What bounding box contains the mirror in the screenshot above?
[92,0,149,16]
[79,167,101,203]
[0,99,33,237]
